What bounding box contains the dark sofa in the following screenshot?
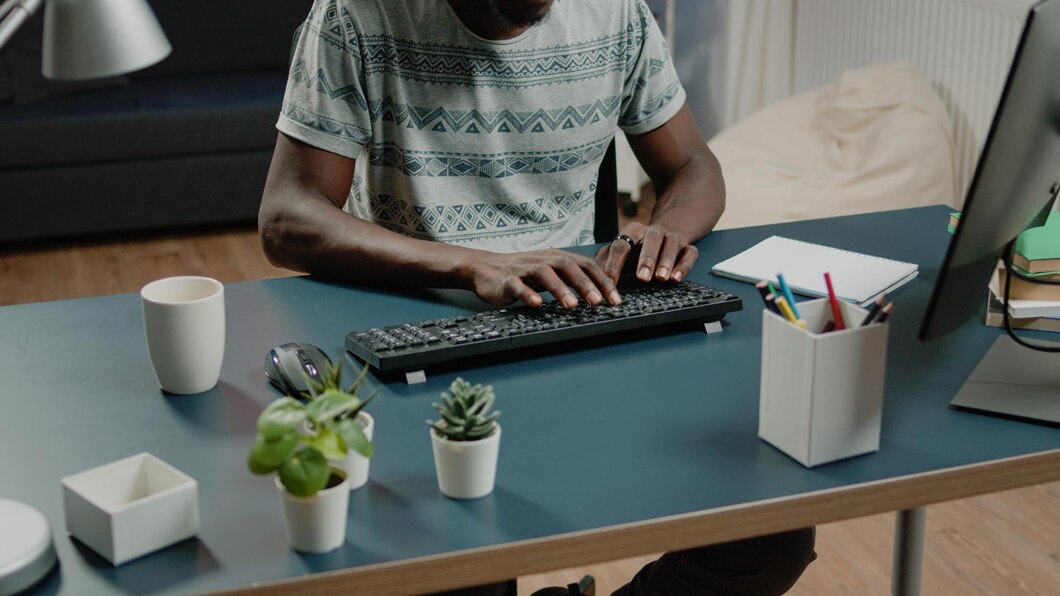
[0,0,312,245]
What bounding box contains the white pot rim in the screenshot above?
[354,411,374,429]
[274,466,349,501]
[429,423,501,446]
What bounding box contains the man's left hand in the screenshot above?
[595,222,699,284]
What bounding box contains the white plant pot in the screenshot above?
[276,468,349,554]
[336,412,374,491]
[430,425,501,500]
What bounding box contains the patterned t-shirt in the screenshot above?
[277,0,685,252]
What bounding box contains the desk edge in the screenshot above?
[212,448,1060,595]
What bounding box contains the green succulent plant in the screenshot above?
[248,360,377,497]
[427,378,501,441]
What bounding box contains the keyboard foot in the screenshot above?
[405,370,427,385]
[703,321,723,334]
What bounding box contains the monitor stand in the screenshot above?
[950,336,1060,425]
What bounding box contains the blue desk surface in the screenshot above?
[2,206,1057,595]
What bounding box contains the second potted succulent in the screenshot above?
[427,378,502,499]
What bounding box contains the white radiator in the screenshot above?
[792,0,1036,202]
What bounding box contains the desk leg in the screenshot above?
[892,507,927,596]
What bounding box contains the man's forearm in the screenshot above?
[648,148,726,245]
[258,133,620,307]
[259,192,483,291]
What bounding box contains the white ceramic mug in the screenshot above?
[141,276,225,394]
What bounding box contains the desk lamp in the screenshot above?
[0,0,169,590]
[0,0,171,79]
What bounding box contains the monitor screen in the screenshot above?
[919,0,1060,342]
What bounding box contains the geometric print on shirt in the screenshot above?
[366,137,611,178]
[282,100,373,146]
[619,80,683,129]
[288,56,627,135]
[286,60,637,138]
[356,32,635,88]
[354,184,596,244]
[369,96,624,134]
[288,58,368,110]
[309,0,653,89]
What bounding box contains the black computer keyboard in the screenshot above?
[344,280,742,373]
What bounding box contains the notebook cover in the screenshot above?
[711,236,919,307]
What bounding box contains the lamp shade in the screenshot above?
[42,0,171,80]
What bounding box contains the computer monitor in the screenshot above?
[919,0,1060,424]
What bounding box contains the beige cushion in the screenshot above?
[710,61,957,230]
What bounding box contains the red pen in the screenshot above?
[824,272,846,330]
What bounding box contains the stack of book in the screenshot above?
[985,211,1060,332]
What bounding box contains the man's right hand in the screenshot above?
[468,250,623,308]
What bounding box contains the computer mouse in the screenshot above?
[264,342,333,399]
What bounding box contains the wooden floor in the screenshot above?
[2,222,1057,596]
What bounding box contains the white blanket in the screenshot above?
[710,61,957,229]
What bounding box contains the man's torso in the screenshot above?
[280,0,682,252]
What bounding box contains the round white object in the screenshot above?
[0,499,57,595]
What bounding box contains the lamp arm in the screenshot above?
[0,0,21,20]
[0,0,42,50]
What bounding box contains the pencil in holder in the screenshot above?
[758,298,888,467]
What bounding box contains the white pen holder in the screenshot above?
[759,298,888,467]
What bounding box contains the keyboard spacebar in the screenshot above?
[383,337,512,371]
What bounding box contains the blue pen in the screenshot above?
[776,273,801,320]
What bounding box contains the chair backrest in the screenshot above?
[593,138,619,242]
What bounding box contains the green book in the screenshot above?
[1015,210,1060,260]
[1013,210,1060,273]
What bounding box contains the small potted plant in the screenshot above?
[248,361,375,553]
[427,378,502,499]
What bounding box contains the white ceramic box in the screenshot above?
[61,453,199,565]
[759,298,889,467]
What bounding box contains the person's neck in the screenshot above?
[446,0,534,40]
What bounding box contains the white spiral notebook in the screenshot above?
[711,236,919,306]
